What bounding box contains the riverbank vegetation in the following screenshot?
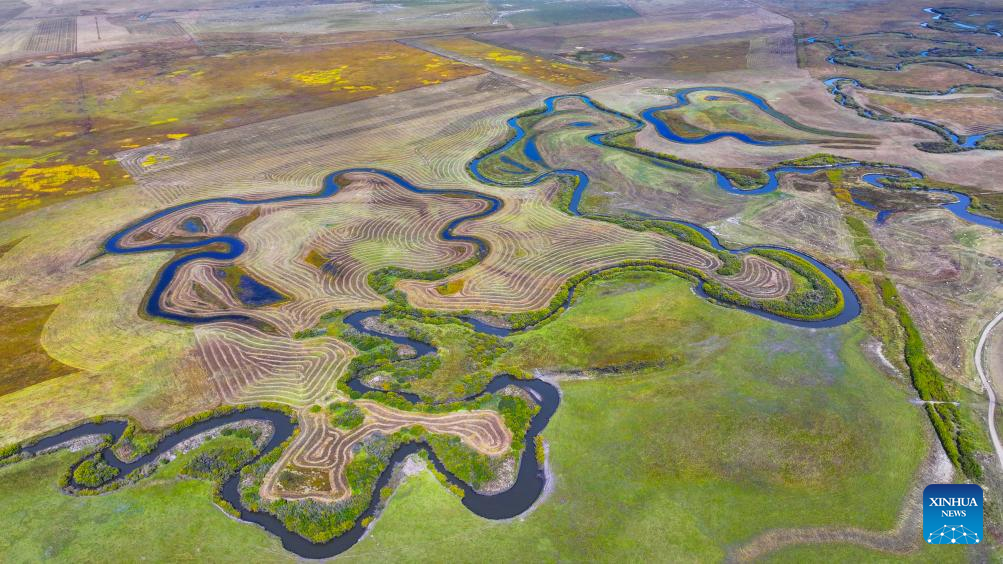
[337,313,512,402]
[347,271,927,560]
[72,456,119,487]
[0,272,929,559]
[242,422,510,543]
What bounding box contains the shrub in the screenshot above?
[328,402,365,430]
[73,456,119,488]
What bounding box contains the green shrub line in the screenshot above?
[590,214,743,275]
[844,216,885,271]
[115,402,294,462]
[877,277,983,479]
[720,167,771,189]
[505,258,844,330]
[842,212,982,478]
[777,153,857,167]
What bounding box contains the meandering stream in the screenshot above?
[18,86,1003,557]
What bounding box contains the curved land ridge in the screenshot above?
[3,368,558,559]
[263,400,512,503]
[6,88,987,559]
[105,171,855,329]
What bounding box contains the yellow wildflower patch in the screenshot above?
[141,154,172,167]
[423,38,607,87]
[18,165,100,193]
[293,65,350,86]
[486,51,524,63]
[0,41,481,218]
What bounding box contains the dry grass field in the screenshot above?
[0,40,482,218]
[419,37,609,88]
[473,7,795,77]
[849,86,1003,136]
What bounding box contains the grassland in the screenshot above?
[421,37,607,87]
[761,542,968,563]
[0,41,481,217]
[0,446,288,561]
[354,271,930,559]
[648,89,854,144]
[0,305,77,395]
[0,271,929,560]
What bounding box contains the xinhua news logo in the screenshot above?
[923,484,983,545]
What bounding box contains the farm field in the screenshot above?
[2,0,1003,561]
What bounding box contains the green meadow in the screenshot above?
[1,271,933,561]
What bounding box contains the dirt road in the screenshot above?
[976,311,1003,471]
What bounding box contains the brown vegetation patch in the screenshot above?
[664,40,750,73]
[0,305,77,396]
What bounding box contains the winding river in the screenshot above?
[469,93,1001,230]
[16,331,559,559]
[639,86,855,146]
[923,7,1003,38]
[105,169,501,326]
[824,76,1003,151]
[15,86,1003,556]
